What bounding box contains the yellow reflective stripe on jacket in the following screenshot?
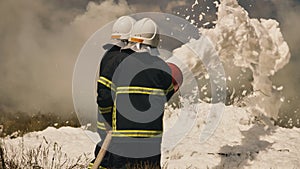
[116,86,165,96]
[111,85,172,135]
[117,86,164,92]
[88,162,107,169]
[112,95,117,131]
[98,106,112,114]
[97,122,106,130]
[166,83,174,94]
[112,130,162,137]
[97,76,116,91]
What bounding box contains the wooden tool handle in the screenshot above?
[92,131,112,169]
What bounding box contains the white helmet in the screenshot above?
[129,18,160,47]
[111,16,136,40]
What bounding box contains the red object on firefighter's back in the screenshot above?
[167,62,183,92]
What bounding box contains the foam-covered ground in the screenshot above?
[162,103,300,169]
[3,103,300,168]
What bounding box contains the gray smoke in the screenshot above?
[0,0,132,114]
[268,0,300,126]
[241,0,300,124]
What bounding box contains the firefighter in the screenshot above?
[90,17,183,169]
[88,16,136,169]
[104,18,183,168]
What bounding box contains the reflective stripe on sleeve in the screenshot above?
[97,122,106,131]
[97,76,116,91]
[98,106,112,114]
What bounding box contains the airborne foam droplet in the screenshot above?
[277,86,284,91]
[199,14,204,21]
[200,85,208,92]
[204,74,210,79]
[213,1,220,7]
[192,0,199,9]
[203,22,210,26]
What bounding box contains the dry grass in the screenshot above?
[1,137,90,169]
[0,140,161,169]
[126,161,161,169]
[0,141,5,169]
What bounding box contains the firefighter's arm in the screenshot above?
[167,62,183,93]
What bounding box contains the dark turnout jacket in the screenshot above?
[94,45,175,168]
[97,45,174,136]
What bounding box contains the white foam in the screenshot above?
[173,0,290,119]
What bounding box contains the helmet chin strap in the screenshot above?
[136,43,141,50]
[116,40,128,48]
[133,43,160,56]
[130,43,145,52]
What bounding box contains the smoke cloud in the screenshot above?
[268,0,300,125]
[0,0,133,115]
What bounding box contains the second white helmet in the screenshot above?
[111,16,136,40]
[129,18,160,47]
